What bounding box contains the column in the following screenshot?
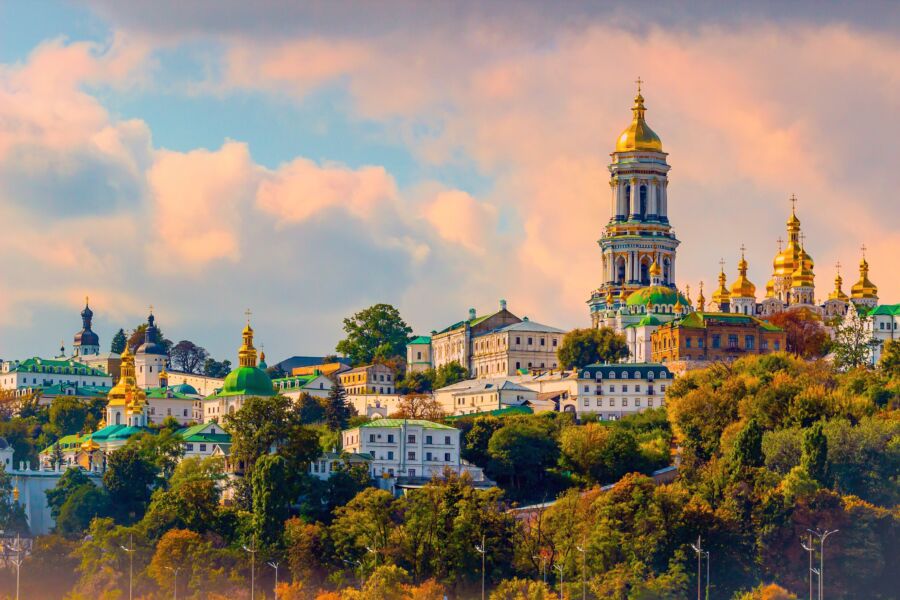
[630,178,638,218]
[610,181,616,219]
[625,252,632,284]
[661,182,668,220]
[648,181,657,218]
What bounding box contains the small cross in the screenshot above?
[789,193,798,212]
[776,237,783,251]
[835,261,842,276]
[635,76,643,94]
[148,304,153,315]
[860,244,867,259]
[719,258,726,271]
[800,232,806,248]
[245,308,252,323]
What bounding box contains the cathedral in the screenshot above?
[587,82,882,364]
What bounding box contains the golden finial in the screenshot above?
[789,193,798,214]
[245,308,252,324]
[85,295,89,306]
[685,284,691,304]
[635,76,643,95]
[12,486,19,503]
[697,281,706,312]
[776,237,783,252]
[860,243,867,260]
[835,260,842,276]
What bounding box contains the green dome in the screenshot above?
[220,366,275,397]
[625,285,690,308]
[636,314,663,326]
[171,383,198,395]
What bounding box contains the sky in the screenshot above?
[0,0,899,363]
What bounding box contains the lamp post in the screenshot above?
[164,566,180,600]
[807,529,838,600]
[554,563,565,600]
[242,537,257,600]
[267,561,279,597]
[801,535,815,600]
[532,554,547,584]
[575,541,587,600]
[342,558,364,588]
[703,550,710,600]
[475,534,486,600]
[120,533,135,600]
[690,535,703,600]
[6,534,27,600]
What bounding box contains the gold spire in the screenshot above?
[791,233,815,288]
[829,261,849,301]
[649,258,662,277]
[674,295,684,314]
[605,288,614,308]
[238,312,258,368]
[107,346,146,411]
[615,78,663,153]
[712,259,731,305]
[697,281,706,312]
[730,245,757,298]
[851,245,878,299]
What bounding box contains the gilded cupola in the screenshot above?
[829,268,849,301]
[851,252,878,299]
[730,248,757,299]
[615,79,663,153]
[711,262,731,305]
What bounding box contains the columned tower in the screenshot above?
[589,81,680,326]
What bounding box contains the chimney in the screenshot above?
[468,308,476,321]
[500,299,507,311]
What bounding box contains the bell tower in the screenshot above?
[589,79,680,326]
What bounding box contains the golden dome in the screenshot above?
[615,85,663,153]
[765,278,775,298]
[107,347,146,410]
[697,282,706,312]
[829,272,849,301]
[730,251,757,299]
[649,259,662,277]
[673,296,684,313]
[851,256,878,299]
[605,289,614,307]
[711,266,731,305]
[791,240,815,288]
[81,438,99,452]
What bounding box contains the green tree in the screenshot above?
[397,369,435,394]
[56,484,111,537]
[335,303,413,366]
[298,392,326,424]
[252,454,292,547]
[487,420,560,493]
[170,339,209,373]
[0,466,29,535]
[801,421,828,484]
[110,328,127,354]
[331,487,396,565]
[202,357,232,378]
[102,445,157,523]
[324,383,353,430]
[142,456,224,534]
[48,397,89,435]
[46,467,93,521]
[831,308,877,370]
[731,418,765,469]
[462,416,503,466]
[433,361,468,389]
[879,339,900,376]
[490,577,556,600]
[557,327,629,369]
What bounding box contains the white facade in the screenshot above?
[342,420,469,480]
[165,371,225,397]
[434,378,541,416]
[868,305,899,364]
[0,358,112,391]
[274,374,333,400]
[562,363,672,419]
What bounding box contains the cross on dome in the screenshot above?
[860,244,867,259]
[789,193,798,213]
[635,76,643,94]
[245,308,252,323]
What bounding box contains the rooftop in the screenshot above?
[354,419,456,430]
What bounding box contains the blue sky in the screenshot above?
[0,1,898,363]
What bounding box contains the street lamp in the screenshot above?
[6,534,27,600]
[242,537,257,600]
[120,533,135,600]
[267,561,279,597]
[807,529,838,600]
[475,534,486,600]
[690,535,704,600]
[342,558,364,588]
[703,551,710,600]
[800,535,816,600]
[532,554,547,584]
[575,541,587,600]
[164,566,181,600]
[554,563,565,600]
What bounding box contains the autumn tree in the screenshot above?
[831,308,876,370]
[766,308,829,358]
[393,394,445,420]
[557,327,628,369]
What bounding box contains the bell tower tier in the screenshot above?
[589,81,680,327]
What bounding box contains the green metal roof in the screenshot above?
[176,422,231,444]
[37,383,111,397]
[446,405,534,420]
[869,304,900,316]
[89,424,148,442]
[354,419,455,430]
[669,311,783,332]
[217,365,275,397]
[408,336,432,345]
[9,357,109,377]
[145,387,195,399]
[435,311,500,335]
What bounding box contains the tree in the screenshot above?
[462,416,503,466]
[127,322,171,354]
[110,328,127,354]
[56,484,111,536]
[393,394,445,420]
[879,339,900,376]
[203,357,232,378]
[557,327,628,369]
[766,308,829,358]
[103,445,157,523]
[490,578,556,599]
[336,304,413,366]
[433,361,468,389]
[170,340,209,373]
[801,422,828,485]
[252,454,292,546]
[298,392,327,424]
[285,519,330,587]
[397,369,435,394]
[831,308,877,370]
[142,457,224,534]
[559,423,645,484]
[0,466,29,535]
[46,467,94,521]
[324,383,354,430]
[48,396,90,435]
[731,418,764,469]
[487,420,560,493]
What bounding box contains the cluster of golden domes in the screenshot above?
[106,345,147,416]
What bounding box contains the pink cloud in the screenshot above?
[422,189,498,255]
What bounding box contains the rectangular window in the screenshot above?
[387,451,394,460]
[540,338,545,346]
[584,385,589,392]
[444,452,450,461]
[445,436,451,445]
[408,468,416,477]
[635,399,641,407]
[527,337,533,345]
[199,444,206,452]
[648,399,654,407]
[761,340,769,351]
[387,434,395,443]
[622,398,628,407]
[426,435,433,445]
[596,398,601,407]
[728,335,738,349]
[685,337,692,348]
[186,443,194,451]
[516,337,521,345]
[609,385,615,392]
[622,385,628,392]
[552,339,558,347]
[774,341,781,351]
[610,399,616,407]
[635,384,640,392]
[745,335,755,350]
[369,434,376,442]
[583,398,589,407]
[407,451,416,460]
[698,338,704,348]
[426,452,433,461]
[712,335,721,349]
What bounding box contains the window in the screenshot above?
[712,335,721,349]
[609,372,616,379]
[685,337,692,348]
[552,338,558,347]
[444,436,451,445]
[408,468,416,477]
[407,451,416,460]
[387,434,395,443]
[409,434,417,445]
[426,435,433,445]
[609,399,616,407]
[622,385,628,392]
[426,452,433,461]
[369,434,376,442]
[583,398,589,407]
[596,398,602,406]
[516,337,521,345]
[698,338,704,349]
[527,337,533,345]
[761,339,769,351]
[622,398,628,407]
[774,341,781,351]
[745,335,755,350]
[648,399,654,407]
[540,338,545,346]
[186,443,194,451]
[584,385,590,393]
[635,385,640,392]
[728,335,738,349]
[444,452,451,461]
[609,385,615,392]
[635,399,641,407]
[387,451,394,460]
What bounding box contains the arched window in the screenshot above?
[639,185,648,219]
[616,257,626,283]
[640,260,650,285]
[663,257,671,283]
